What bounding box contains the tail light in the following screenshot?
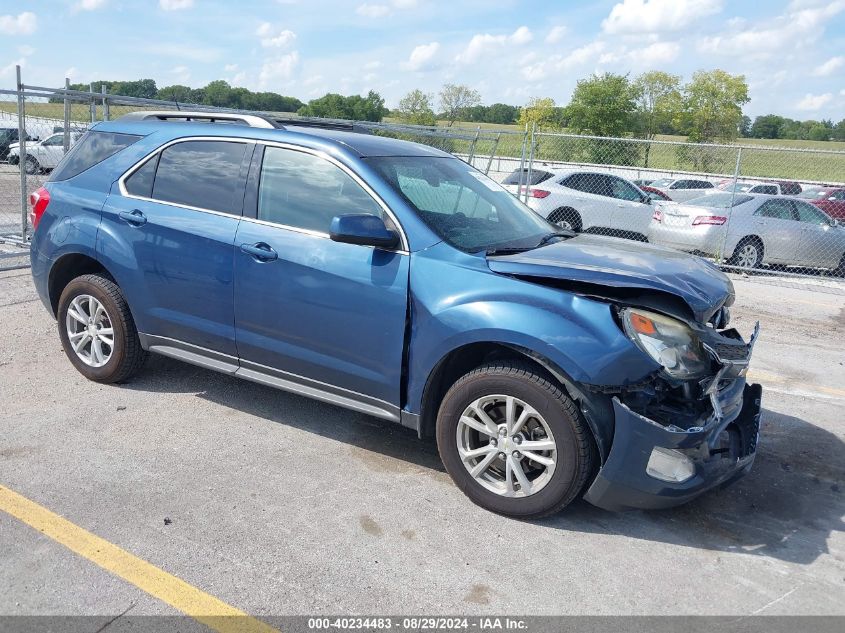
[692,215,727,226]
[652,209,663,223]
[518,186,551,199]
[29,186,50,231]
[528,189,550,199]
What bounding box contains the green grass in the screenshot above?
[4,103,841,182]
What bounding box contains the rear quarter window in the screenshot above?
[49,131,142,181]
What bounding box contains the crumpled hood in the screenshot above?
[487,234,734,323]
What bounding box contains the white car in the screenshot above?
[715,181,802,196]
[8,132,81,174]
[649,177,716,202]
[502,168,655,241]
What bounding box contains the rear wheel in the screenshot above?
[436,362,594,518]
[57,274,147,383]
[546,207,582,233]
[730,237,763,270]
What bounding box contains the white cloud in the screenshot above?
[456,27,534,64]
[0,12,37,35]
[796,92,833,110]
[171,65,191,83]
[256,23,297,48]
[0,59,26,77]
[64,67,78,80]
[698,0,845,58]
[633,41,680,65]
[18,45,35,56]
[603,0,723,34]
[521,41,605,82]
[75,0,108,11]
[403,42,439,71]
[224,63,239,72]
[545,26,568,44]
[259,51,300,88]
[813,56,844,77]
[356,0,417,18]
[159,0,194,9]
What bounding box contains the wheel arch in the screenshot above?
[417,341,609,462]
[47,252,113,317]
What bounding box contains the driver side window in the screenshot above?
[609,177,643,202]
[258,146,385,233]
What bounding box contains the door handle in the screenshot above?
[240,242,278,262]
[118,209,147,226]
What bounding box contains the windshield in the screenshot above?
[719,182,753,193]
[650,178,673,188]
[502,169,553,186]
[368,156,555,253]
[687,193,753,208]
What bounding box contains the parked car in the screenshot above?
[0,124,33,162]
[649,177,715,202]
[649,193,845,273]
[30,111,762,516]
[632,179,653,187]
[796,186,845,220]
[502,169,655,241]
[639,185,672,202]
[8,132,81,174]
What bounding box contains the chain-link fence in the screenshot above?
[2,68,844,285]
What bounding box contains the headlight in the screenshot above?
[621,308,709,379]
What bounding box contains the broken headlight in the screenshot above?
[621,308,709,379]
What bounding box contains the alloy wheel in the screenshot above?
[65,294,115,368]
[736,244,759,268]
[456,394,557,497]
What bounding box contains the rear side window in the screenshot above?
[152,141,247,215]
[502,169,553,186]
[50,131,141,181]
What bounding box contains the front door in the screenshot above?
[233,144,409,408]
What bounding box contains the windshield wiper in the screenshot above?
[486,246,533,256]
[534,231,575,249]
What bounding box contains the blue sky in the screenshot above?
[2,0,844,120]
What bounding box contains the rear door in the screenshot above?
[232,144,409,408]
[751,198,800,264]
[39,134,67,168]
[101,138,252,356]
[559,173,612,231]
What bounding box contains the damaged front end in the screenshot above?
[582,311,763,512]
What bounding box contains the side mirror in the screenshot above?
[330,214,399,249]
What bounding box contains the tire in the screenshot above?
[834,252,845,277]
[436,361,594,518]
[729,236,763,270]
[57,274,147,383]
[546,207,582,232]
[24,156,40,175]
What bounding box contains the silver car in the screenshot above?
[649,177,715,202]
[648,193,845,274]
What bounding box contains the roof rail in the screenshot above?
[117,110,280,129]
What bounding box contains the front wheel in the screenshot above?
[729,237,764,270]
[436,362,594,518]
[57,274,148,383]
[546,207,582,233]
[24,156,40,175]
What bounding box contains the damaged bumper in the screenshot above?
[583,323,763,512]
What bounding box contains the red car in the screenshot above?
[797,186,845,220]
[639,185,672,201]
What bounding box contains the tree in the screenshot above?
[566,73,637,137]
[750,114,785,139]
[632,71,681,166]
[202,80,234,107]
[808,123,830,141]
[518,97,559,130]
[297,91,386,121]
[678,69,749,143]
[632,71,681,141]
[396,89,437,126]
[739,115,752,137]
[156,84,194,103]
[439,83,481,127]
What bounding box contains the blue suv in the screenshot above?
[30,111,762,517]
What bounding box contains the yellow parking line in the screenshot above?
[0,484,278,633]
[747,370,845,399]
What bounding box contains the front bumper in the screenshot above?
[583,382,762,511]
